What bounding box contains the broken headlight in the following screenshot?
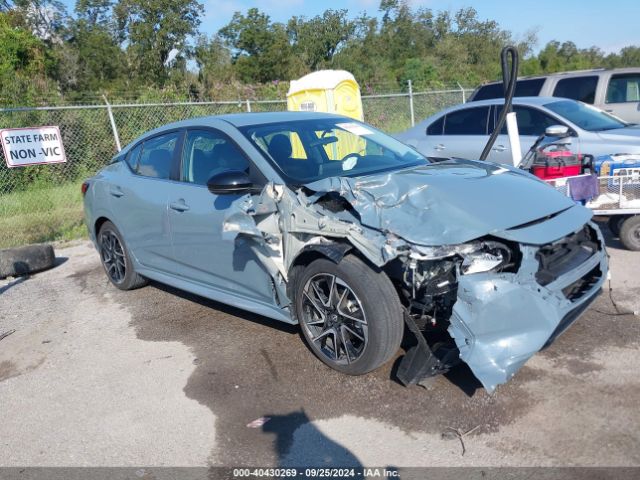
[460,241,513,275]
[410,240,515,275]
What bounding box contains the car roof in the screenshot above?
[164,111,342,130]
[217,111,345,126]
[121,111,347,153]
[477,67,640,86]
[462,96,556,107]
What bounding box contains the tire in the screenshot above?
[98,221,148,290]
[293,254,404,375]
[0,244,55,279]
[619,215,640,251]
[608,216,627,237]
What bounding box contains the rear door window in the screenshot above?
[494,106,561,136]
[472,78,544,101]
[553,76,598,104]
[136,132,180,179]
[472,83,504,101]
[426,116,444,135]
[443,107,489,135]
[606,74,640,103]
[515,78,545,97]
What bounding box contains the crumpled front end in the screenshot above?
[448,223,608,392]
[220,161,608,392]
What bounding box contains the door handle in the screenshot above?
[109,187,124,198]
[169,200,190,212]
[605,109,613,113]
[492,145,506,152]
[434,144,446,151]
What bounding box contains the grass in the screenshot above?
[0,181,88,249]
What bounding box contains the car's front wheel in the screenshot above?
[294,255,404,375]
[98,221,148,290]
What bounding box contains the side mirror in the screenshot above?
[545,125,570,137]
[207,170,253,195]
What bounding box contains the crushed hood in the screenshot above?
[305,159,576,246]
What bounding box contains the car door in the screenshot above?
[166,128,276,303]
[602,72,640,124]
[110,130,182,273]
[489,105,566,164]
[423,106,490,160]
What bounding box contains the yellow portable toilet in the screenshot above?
[287,70,363,121]
[287,70,365,160]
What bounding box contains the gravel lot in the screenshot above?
[1,222,639,467]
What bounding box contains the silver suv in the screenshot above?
[469,68,640,124]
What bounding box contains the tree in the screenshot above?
[12,0,68,41]
[399,57,439,89]
[0,11,57,105]
[438,7,513,83]
[537,41,605,73]
[379,0,435,68]
[0,11,44,77]
[287,9,355,71]
[60,0,125,93]
[71,23,126,92]
[194,34,234,93]
[609,46,640,68]
[114,0,203,85]
[75,0,113,27]
[219,8,292,82]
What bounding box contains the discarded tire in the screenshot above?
[0,244,56,279]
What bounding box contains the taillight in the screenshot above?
[81,181,90,196]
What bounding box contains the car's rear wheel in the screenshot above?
[294,255,403,375]
[98,221,148,290]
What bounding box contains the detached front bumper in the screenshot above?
[447,222,608,393]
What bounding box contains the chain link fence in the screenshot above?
[0,86,472,248]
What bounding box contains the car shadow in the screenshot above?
[442,364,484,396]
[389,352,483,397]
[153,275,487,398]
[146,280,298,335]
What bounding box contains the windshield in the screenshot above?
[544,100,628,132]
[239,118,428,183]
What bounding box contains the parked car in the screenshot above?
[468,68,640,123]
[396,97,640,164]
[83,112,608,392]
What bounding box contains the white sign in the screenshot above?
[1,126,66,168]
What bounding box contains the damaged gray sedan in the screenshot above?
[83,112,608,392]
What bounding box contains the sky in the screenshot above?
[60,0,639,54]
